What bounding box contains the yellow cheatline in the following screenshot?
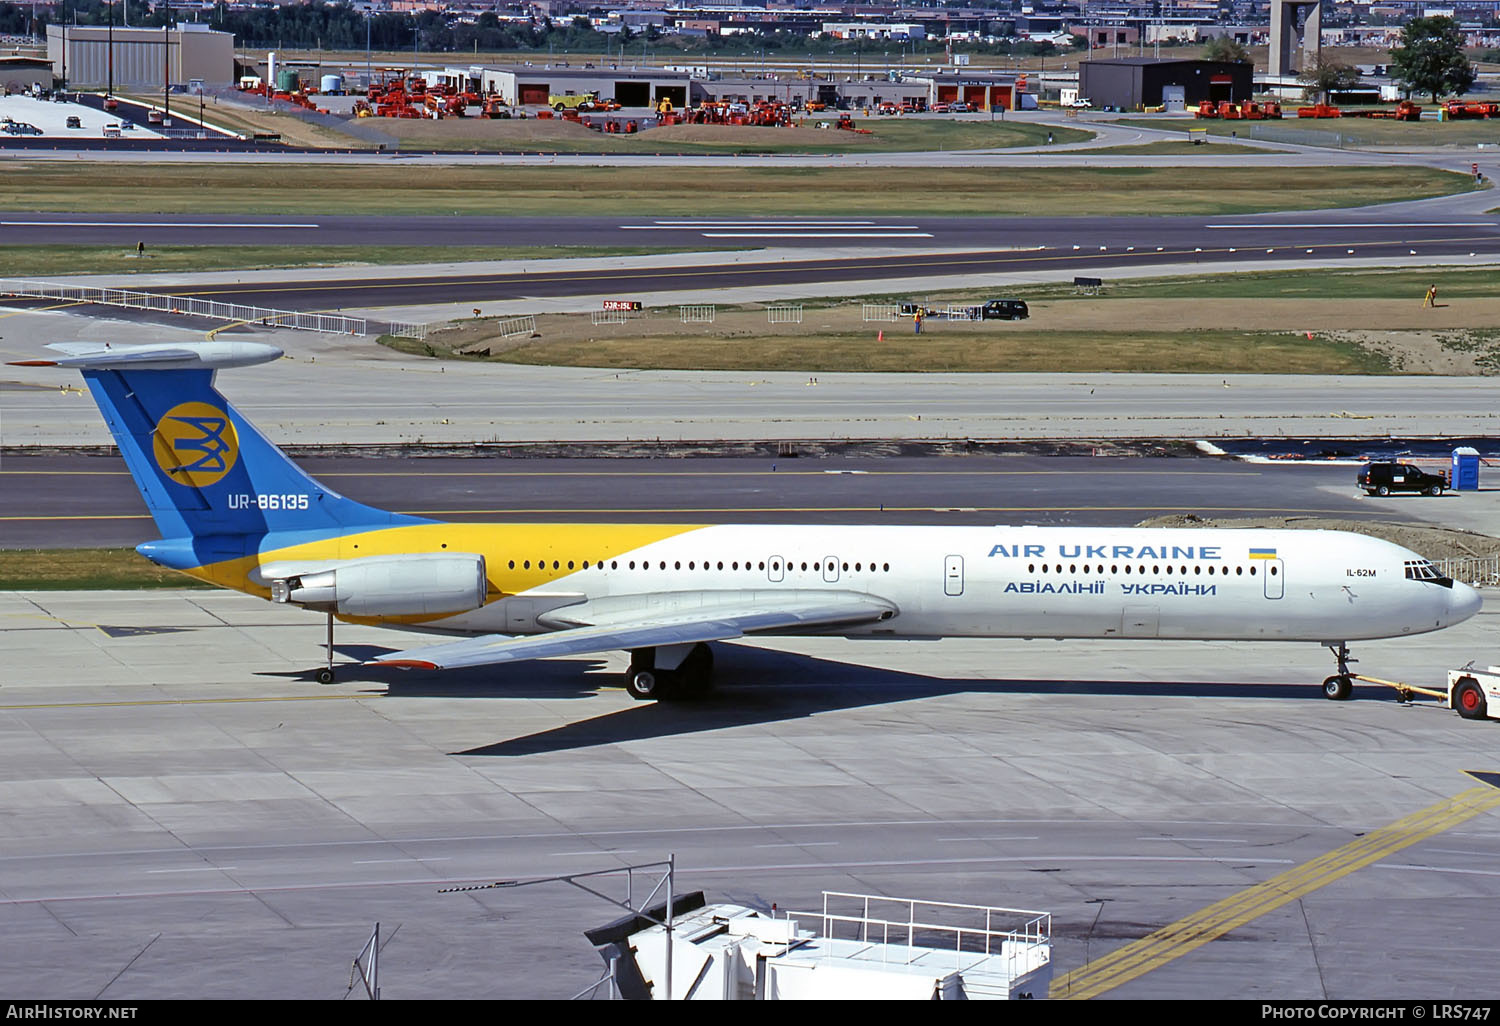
[1052,782,1500,1000]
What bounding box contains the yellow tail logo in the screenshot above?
[152,401,239,488]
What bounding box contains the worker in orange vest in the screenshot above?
[914,308,924,334]
[1423,284,1438,308]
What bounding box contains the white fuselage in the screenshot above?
[419,526,1480,644]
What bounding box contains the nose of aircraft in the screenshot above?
[1448,581,1483,625]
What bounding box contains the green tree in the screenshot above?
[1300,53,1362,102]
[1202,35,1250,63]
[1389,16,1476,102]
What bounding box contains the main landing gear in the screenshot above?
[1322,642,1356,701]
[316,611,337,685]
[625,643,714,702]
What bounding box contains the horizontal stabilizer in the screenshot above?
[9,341,282,370]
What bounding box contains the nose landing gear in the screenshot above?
[1322,642,1356,701]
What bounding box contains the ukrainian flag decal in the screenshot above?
[1249,547,1277,560]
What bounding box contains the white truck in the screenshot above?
[1448,666,1500,721]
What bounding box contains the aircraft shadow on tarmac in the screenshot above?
[263,643,1389,757]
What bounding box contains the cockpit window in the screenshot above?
[1404,560,1453,587]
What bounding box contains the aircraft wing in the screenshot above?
[366,593,896,671]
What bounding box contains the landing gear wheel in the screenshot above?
[1323,674,1353,701]
[626,666,665,700]
[1453,678,1488,720]
[317,668,335,685]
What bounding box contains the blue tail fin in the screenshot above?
[58,345,426,545]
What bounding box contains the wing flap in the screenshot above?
[366,593,896,672]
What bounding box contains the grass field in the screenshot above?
[394,301,1398,374]
[0,244,737,277]
[366,115,1089,153]
[4,164,1472,217]
[1115,113,1500,148]
[876,267,1500,304]
[389,263,1500,375]
[1076,139,1270,155]
[0,549,212,590]
[488,329,1390,374]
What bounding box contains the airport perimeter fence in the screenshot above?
[862,303,901,322]
[1435,554,1500,588]
[0,279,368,336]
[497,315,537,339]
[767,304,803,325]
[383,321,428,341]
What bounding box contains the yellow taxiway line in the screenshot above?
[1052,774,1500,999]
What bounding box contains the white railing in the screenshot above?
[679,304,716,324]
[1436,554,1500,588]
[862,303,900,322]
[592,308,632,326]
[0,278,366,336]
[384,320,428,341]
[767,304,803,324]
[497,315,537,339]
[789,891,1051,981]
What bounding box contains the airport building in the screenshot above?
[1079,56,1253,111]
[46,23,235,90]
[412,64,1030,113]
[0,54,53,92]
[406,65,699,110]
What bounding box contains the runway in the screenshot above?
[0,453,1427,549]
[4,214,1499,314]
[4,211,1499,252]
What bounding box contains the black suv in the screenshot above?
[1357,462,1447,496]
[980,299,1029,320]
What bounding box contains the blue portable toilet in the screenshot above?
[1451,447,1480,491]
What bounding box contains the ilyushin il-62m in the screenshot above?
[18,341,1480,702]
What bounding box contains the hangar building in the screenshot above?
[46,24,234,90]
[430,66,701,110]
[1079,57,1252,111]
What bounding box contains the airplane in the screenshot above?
[15,340,1482,702]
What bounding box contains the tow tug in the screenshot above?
[1323,650,1498,721]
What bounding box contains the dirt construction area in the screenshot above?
[409,296,1500,375]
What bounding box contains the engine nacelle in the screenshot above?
[269,553,487,617]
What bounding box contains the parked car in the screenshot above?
[980,298,1029,320]
[949,101,970,113]
[65,115,82,128]
[1357,461,1447,496]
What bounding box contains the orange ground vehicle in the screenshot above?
[1360,100,1423,121]
[1296,103,1342,118]
[1444,100,1498,119]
